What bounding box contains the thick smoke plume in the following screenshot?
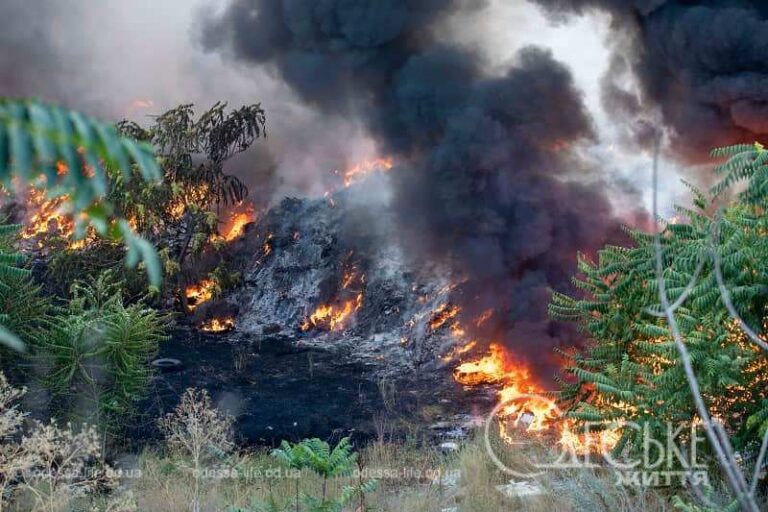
[202,0,627,377]
[532,0,768,160]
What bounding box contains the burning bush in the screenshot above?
[185,277,218,312]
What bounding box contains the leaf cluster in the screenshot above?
[550,143,768,461]
[33,270,169,436]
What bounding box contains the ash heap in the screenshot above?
[220,178,464,378]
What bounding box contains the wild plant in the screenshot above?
[0,371,112,511]
[158,387,234,512]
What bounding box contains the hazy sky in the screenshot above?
[1,0,685,213]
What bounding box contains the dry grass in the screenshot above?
[65,432,689,512]
[0,374,736,511]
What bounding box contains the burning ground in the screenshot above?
[163,176,613,450]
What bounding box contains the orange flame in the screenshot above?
[455,341,621,452]
[301,293,363,332]
[441,340,478,362]
[167,200,186,220]
[167,184,211,220]
[454,344,555,432]
[428,304,460,331]
[21,188,74,241]
[342,157,394,187]
[210,204,256,243]
[454,343,510,386]
[200,316,235,333]
[185,278,216,311]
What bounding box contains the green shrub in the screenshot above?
[550,143,768,475]
[229,438,377,512]
[0,223,53,366]
[34,271,168,437]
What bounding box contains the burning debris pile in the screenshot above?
[220,190,616,449]
[224,188,469,372]
[300,258,365,332]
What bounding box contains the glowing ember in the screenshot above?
[301,294,363,332]
[341,267,363,289]
[449,322,466,338]
[428,303,460,331]
[263,233,274,256]
[475,309,493,327]
[185,278,216,311]
[341,156,394,187]
[200,317,235,333]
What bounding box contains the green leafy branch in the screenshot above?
[0,98,164,350]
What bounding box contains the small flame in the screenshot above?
[475,309,493,327]
[167,200,186,220]
[301,294,363,332]
[21,188,74,241]
[263,233,274,256]
[185,278,216,311]
[210,204,256,243]
[341,157,394,187]
[557,421,623,455]
[429,304,461,331]
[200,316,235,333]
[441,340,478,362]
[341,267,363,289]
[167,184,211,220]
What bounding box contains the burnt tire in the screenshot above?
[151,358,183,373]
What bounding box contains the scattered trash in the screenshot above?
[496,479,545,499]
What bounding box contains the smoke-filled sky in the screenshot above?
[0,0,687,211]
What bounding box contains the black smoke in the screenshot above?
[531,0,768,160]
[202,0,627,378]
